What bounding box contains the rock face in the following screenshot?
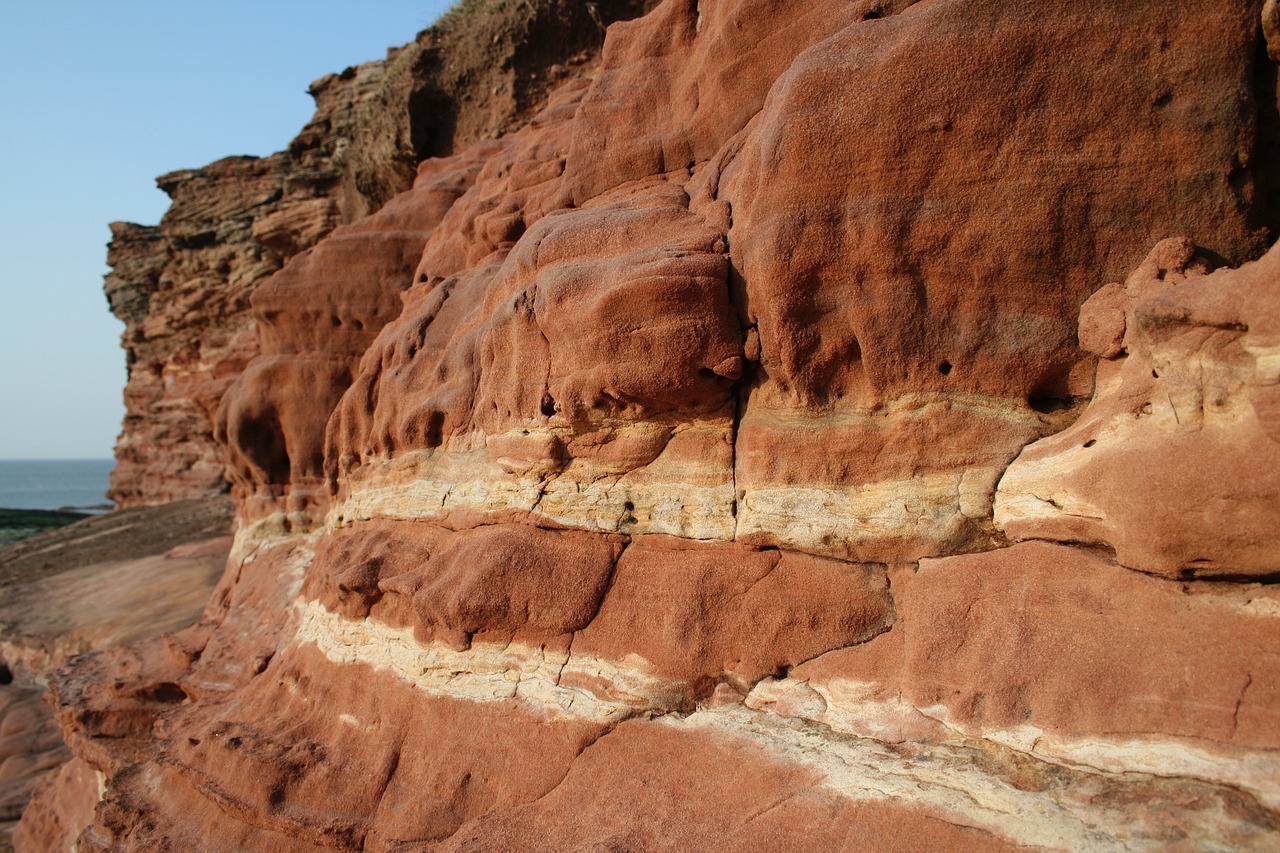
[104,0,653,509]
[996,237,1280,577]
[30,0,1280,850]
[0,497,232,852]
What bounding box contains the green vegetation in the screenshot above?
[0,508,89,545]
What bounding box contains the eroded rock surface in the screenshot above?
[996,238,1280,578]
[30,0,1280,850]
[105,0,653,510]
[0,499,232,852]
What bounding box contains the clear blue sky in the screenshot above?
[0,1,453,460]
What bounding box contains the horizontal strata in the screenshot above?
[735,468,1002,555]
[748,676,1280,813]
[331,393,1038,559]
[334,456,998,555]
[295,600,683,723]
[293,599,1279,852]
[332,422,737,540]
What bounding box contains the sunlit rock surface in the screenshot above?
[23,0,1280,850]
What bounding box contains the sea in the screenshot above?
[0,459,115,512]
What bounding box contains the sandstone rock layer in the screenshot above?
[28,0,1280,850]
[104,0,653,509]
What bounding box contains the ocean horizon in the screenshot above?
[0,458,114,512]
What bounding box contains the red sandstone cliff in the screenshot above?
[23,0,1280,849]
[104,0,653,509]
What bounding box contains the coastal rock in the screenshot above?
[106,1,652,511]
[0,499,232,850]
[326,0,1272,565]
[0,686,70,850]
[996,238,1280,577]
[215,151,491,525]
[28,0,1280,850]
[7,757,97,853]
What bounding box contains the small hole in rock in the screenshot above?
[624,501,635,511]
[1083,439,1096,448]
[143,682,188,704]
[862,10,881,19]
[424,411,445,448]
[938,360,953,375]
[330,316,342,327]
[1152,370,1159,379]
[1028,394,1072,414]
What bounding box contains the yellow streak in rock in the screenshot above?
[736,469,1001,553]
[750,676,1280,813]
[669,705,1133,852]
[331,427,736,540]
[293,600,677,724]
[293,600,1277,850]
[332,437,1006,560]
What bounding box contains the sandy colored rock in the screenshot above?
[791,541,1280,804]
[997,238,1280,577]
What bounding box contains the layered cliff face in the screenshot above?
[104,0,652,509]
[32,0,1280,850]
[103,62,395,508]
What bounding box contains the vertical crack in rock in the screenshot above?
[1232,674,1253,736]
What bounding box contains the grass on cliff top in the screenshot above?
[0,508,89,545]
[431,0,497,32]
[429,0,548,35]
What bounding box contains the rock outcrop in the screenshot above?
[0,497,233,851]
[104,0,653,509]
[26,0,1280,850]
